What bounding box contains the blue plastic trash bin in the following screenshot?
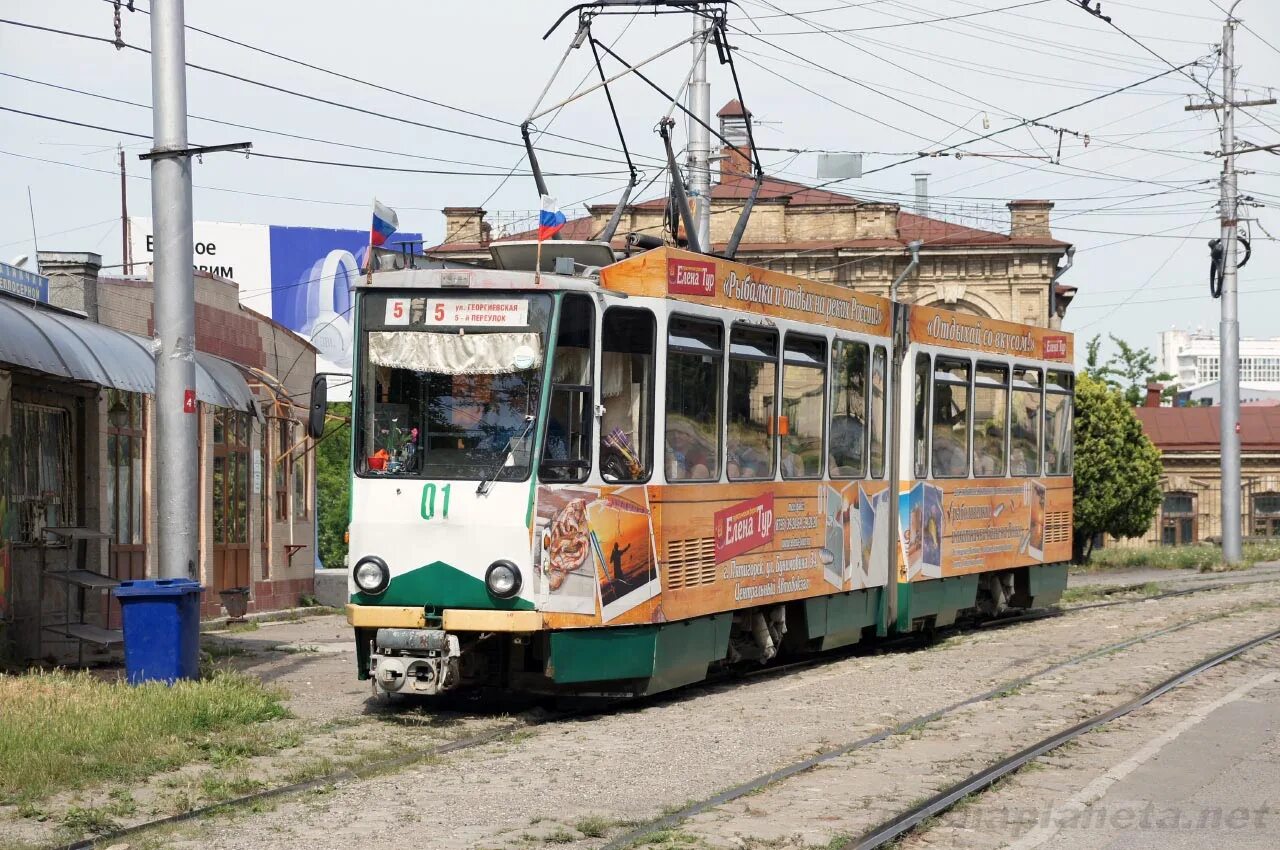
[113,578,204,684]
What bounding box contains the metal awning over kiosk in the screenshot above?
[0,295,257,412]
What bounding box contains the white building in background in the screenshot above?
[1159,329,1280,400]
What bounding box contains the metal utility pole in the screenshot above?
[1184,0,1272,564]
[148,0,199,580]
[1220,5,1242,565]
[119,144,131,275]
[687,9,711,250]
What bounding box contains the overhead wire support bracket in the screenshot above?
[138,140,250,161]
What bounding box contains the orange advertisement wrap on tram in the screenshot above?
[902,477,1072,582]
[908,304,1073,362]
[534,480,898,629]
[601,247,893,339]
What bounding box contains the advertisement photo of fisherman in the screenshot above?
[588,487,661,622]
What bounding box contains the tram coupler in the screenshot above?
[370,628,461,696]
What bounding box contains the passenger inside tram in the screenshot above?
[932,383,968,477]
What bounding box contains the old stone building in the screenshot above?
[1123,397,1280,546]
[430,100,1077,329]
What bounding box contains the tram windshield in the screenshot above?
[356,292,553,481]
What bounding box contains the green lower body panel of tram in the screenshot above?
[893,562,1069,633]
[352,564,1067,694]
[549,614,733,693]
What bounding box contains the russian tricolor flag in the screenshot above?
[371,199,399,247]
[538,194,566,241]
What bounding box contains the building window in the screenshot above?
[1252,493,1280,538]
[213,409,251,547]
[276,420,293,521]
[106,390,145,547]
[9,402,74,543]
[1161,492,1197,546]
[293,443,309,520]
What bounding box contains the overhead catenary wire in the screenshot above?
[0,105,633,178]
[0,17,662,170]
[90,0,656,163]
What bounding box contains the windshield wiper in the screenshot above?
[476,414,536,496]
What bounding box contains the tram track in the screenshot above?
[599,595,1280,850]
[45,575,1280,850]
[844,626,1280,850]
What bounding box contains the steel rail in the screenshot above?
[847,625,1280,849]
[599,597,1278,849]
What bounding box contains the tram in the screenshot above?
[316,241,1074,697]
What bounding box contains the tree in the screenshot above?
[1072,373,1163,563]
[315,402,351,570]
[1085,334,1177,406]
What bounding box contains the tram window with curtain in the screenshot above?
[932,357,971,478]
[829,339,868,479]
[665,316,723,481]
[1044,370,1074,476]
[781,334,827,479]
[913,352,931,479]
[1010,366,1042,476]
[973,363,1009,478]
[727,326,778,481]
[540,293,594,483]
[871,346,887,479]
[599,307,655,483]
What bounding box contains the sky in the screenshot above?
[2,0,1279,366]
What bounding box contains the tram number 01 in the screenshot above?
[420,483,451,520]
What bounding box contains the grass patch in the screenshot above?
[1061,581,1162,605]
[199,774,266,802]
[575,814,617,837]
[0,669,288,804]
[226,621,260,633]
[1078,542,1280,572]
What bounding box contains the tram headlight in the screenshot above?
[353,557,390,595]
[485,560,522,599]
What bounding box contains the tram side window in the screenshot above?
[540,293,594,483]
[665,316,722,481]
[1010,367,1042,476]
[913,352,931,479]
[932,357,971,478]
[781,335,827,479]
[1045,370,1074,476]
[829,339,868,478]
[599,307,655,483]
[727,326,778,481]
[870,346,887,479]
[973,363,1009,478]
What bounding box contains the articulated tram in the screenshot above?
[321,242,1074,697]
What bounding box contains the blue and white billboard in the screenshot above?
[130,218,423,399]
